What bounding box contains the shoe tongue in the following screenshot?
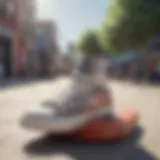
[74,56,107,88]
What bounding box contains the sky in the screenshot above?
[37,0,110,51]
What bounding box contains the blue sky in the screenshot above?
[37,0,109,51]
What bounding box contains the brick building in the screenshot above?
[0,0,37,79]
[0,0,18,79]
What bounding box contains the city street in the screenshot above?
[0,77,160,160]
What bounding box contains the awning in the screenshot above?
[110,51,140,67]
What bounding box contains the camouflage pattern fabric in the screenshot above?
[47,55,110,116]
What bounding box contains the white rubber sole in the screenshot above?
[20,105,110,133]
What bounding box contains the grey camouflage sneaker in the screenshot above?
[44,55,110,117]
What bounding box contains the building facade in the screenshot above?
[0,0,37,79]
[16,0,37,76]
[0,0,18,79]
[35,20,59,76]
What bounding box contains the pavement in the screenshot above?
[0,77,160,160]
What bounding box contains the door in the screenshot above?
[0,38,12,78]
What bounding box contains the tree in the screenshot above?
[77,30,104,55]
[100,0,160,52]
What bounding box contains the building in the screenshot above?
[16,0,37,76]
[0,0,18,79]
[0,0,37,79]
[35,20,59,76]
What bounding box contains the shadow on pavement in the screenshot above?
[24,127,158,160]
[0,77,56,91]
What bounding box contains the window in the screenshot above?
[0,0,5,6]
[24,0,35,11]
[0,0,5,15]
[0,0,16,20]
[6,1,15,15]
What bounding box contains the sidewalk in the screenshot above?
[0,78,18,86]
[0,75,67,91]
[0,77,51,89]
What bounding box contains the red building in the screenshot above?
[0,0,36,79]
[0,0,17,78]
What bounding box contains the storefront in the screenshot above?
[0,24,14,79]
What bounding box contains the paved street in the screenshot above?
[0,77,160,160]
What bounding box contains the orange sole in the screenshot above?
[66,109,139,142]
